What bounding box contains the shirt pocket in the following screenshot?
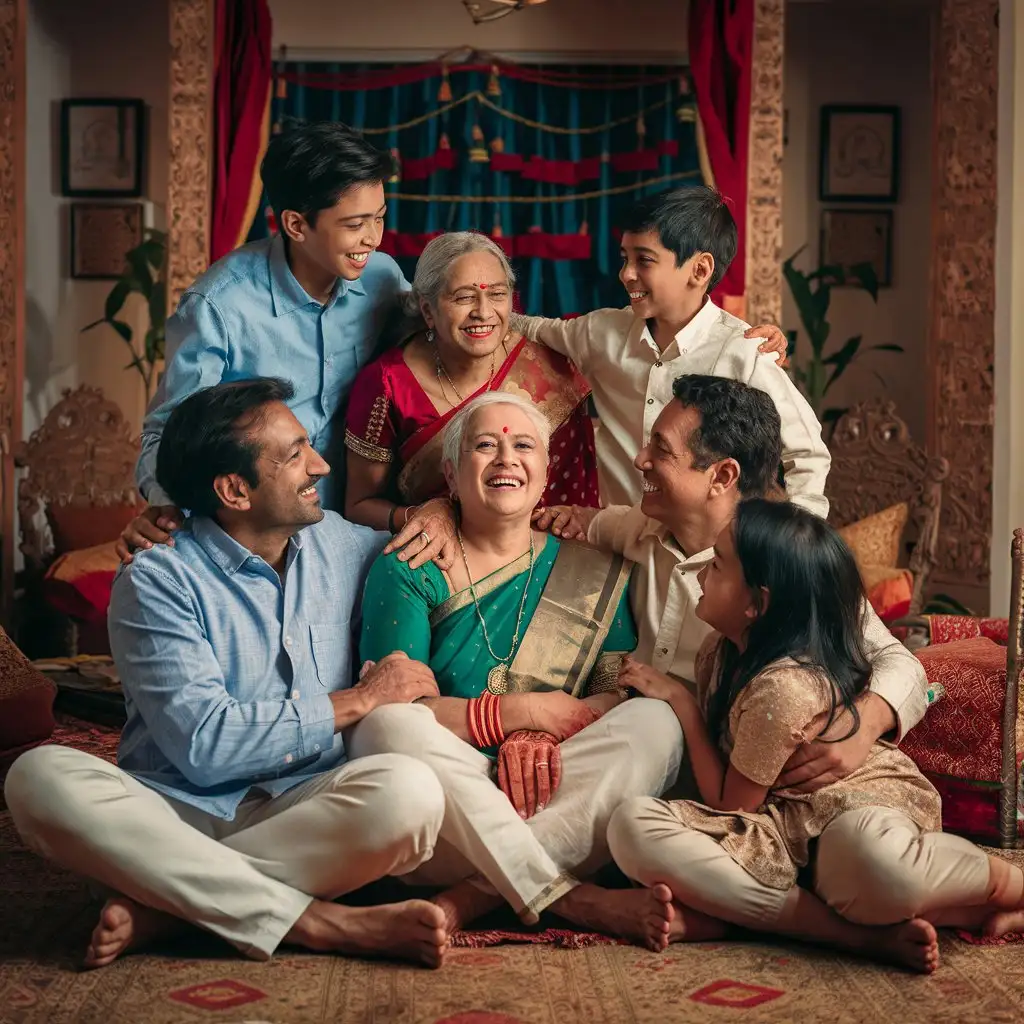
[309,622,353,690]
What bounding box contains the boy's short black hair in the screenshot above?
[671,374,782,498]
[260,120,393,225]
[156,378,296,518]
[619,186,738,291]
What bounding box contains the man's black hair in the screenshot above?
[156,378,296,517]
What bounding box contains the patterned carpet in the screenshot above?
[2,722,1024,1023]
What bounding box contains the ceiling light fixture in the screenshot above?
[462,0,549,25]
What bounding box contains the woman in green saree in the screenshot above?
[350,392,686,942]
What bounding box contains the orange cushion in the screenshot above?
[865,568,913,623]
[46,502,139,557]
[0,627,56,755]
[42,541,121,625]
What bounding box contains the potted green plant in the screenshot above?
[783,245,903,432]
[82,229,167,400]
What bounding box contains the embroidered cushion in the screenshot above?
[0,627,57,757]
[902,637,1021,841]
[838,502,909,573]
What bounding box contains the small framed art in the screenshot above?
[61,99,145,198]
[70,202,144,279]
[819,105,900,202]
[820,209,893,287]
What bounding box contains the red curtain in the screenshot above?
[210,0,273,263]
[689,0,754,307]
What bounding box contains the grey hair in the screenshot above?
[401,231,516,318]
[441,392,551,473]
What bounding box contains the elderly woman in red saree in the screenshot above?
[343,232,599,536]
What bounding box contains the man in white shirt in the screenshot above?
[547,374,929,791]
[511,186,829,515]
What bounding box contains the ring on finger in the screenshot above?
[420,531,431,545]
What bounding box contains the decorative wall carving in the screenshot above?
[927,0,998,595]
[0,0,24,623]
[168,0,213,311]
[14,387,138,568]
[746,0,784,328]
[826,398,950,616]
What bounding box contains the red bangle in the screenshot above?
[480,691,506,746]
[466,698,485,747]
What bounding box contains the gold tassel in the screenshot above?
[388,148,401,183]
[579,220,589,236]
[487,64,501,97]
[492,220,503,238]
[489,135,505,154]
[271,120,282,135]
[636,114,647,144]
[438,66,452,103]
[439,132,451,150]
[275,75,287,100]
[469,124,489,163]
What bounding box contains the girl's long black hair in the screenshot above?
[705,498,873,748]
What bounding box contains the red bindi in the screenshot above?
[478,283,488,289]
[502,426,509,433]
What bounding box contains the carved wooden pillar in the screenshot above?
[746,0,784,328]
[927,0,998,605]
[0,0,24,625]
[168,0,214,311]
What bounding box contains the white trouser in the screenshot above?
[348,698,683,922]
[608,799,993,929]
[4,745,445,959]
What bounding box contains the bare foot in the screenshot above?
[286,898,448,968]
[872,918,940,974]
[657,888,730,948]
[551,882,674,951]
[982,910,1024,938]
[84,897,185,969]
[433,879,504,934]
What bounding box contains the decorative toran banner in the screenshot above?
[245,51,716,265]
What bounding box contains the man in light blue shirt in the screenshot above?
[5,378,451,969]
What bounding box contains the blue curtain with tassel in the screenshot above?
[248,62,704,317]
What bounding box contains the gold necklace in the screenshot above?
[431,330,510,409]
[456,528,536,695]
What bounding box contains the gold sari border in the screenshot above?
[344,428,393,464]
[506,544,633,697]
[428,548,534,628]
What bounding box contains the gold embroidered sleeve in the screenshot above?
[344,428,393,463]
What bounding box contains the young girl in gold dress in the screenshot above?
[609,498,1024,973]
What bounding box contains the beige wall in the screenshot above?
[268,0,688,57]
[782,0,934,444]
[25,0,169,442]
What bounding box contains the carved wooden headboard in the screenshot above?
[825,398,950,615]
[14,386,139,567]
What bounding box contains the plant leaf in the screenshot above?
[109,319,133,344]
[125,249,153,295]
[147,280,167,331]
[822,335,863,394]
[847,261,879,301]
[104,278,132,321]
[81,318,104,333]
[869,343,904,352]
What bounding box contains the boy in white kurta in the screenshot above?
[512,186,829,515]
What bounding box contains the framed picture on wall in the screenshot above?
[61,99,145,197]
[820,208,893,287]
[70,202,144,279]
[819,105,900,202]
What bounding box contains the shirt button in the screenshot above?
[660,647,669,655]
[284,636,293,647]
[655,360,663,367]
[680,348,688,355]
[647,398,655,405]
[284,753,293,764]
[314,744,321,752]
[325,356,333,365]
[292,689,300,699]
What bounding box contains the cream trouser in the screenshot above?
[4,745,445,959]
[347,698,683,922]
[608,798,993,928]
